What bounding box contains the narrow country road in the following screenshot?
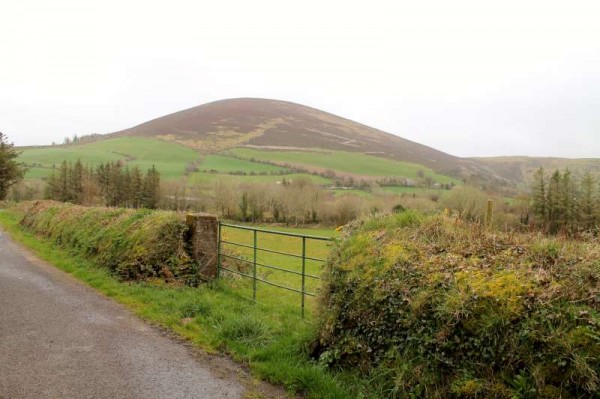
[0,230,244,399]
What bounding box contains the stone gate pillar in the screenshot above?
[186,213,219,281]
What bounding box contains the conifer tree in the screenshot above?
[580,171,597,229]
[532,167,547,225]
[141,165,161,209]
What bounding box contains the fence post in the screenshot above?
[217,222,221,279]
[485,199,494,229]
[186,213,219,281]
[301,236,306,318]
[253,229,257,301]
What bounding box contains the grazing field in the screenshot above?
[19,137,201,180]
[189,171,332,187]
[381,185,451,196]
[220,224,336,312]
[227,147,460,183]
[199,154,287,173]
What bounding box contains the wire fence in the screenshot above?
[217,222,332,317]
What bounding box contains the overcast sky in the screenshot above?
[1,0,599,158]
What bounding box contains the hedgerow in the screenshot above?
[315,211,600,398]
[19,201,195,281]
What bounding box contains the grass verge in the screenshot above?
[0,208,353,399]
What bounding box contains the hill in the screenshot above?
[112,98,490,178]
[474,156,600,184]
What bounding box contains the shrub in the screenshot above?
[19,201,195,281]
[314,212,600,398]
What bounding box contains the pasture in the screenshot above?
[219,224,337,314]
[19,137,201,180]
[227,147,460,183]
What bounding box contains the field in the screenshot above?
[189,171,333,187]
[19,137,201,181]
[199,154,287,173]
[227,147,460,183]
[17,137,460,210]
[220,224,336,311]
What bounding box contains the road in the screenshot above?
[0,230,244,399]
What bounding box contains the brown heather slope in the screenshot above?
[113,98,494,178]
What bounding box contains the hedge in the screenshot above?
[314,211,600,398]
[19,201,195,282]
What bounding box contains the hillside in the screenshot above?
[475,156,600,184]
[112,98,490,178]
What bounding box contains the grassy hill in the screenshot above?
[111,98,490,178]
[17,98,600,192]
[18,98,474,192]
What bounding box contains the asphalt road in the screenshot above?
[0,230,244,399]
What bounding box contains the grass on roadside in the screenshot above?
[0,209,353,399]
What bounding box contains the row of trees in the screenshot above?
[45,161,161,208]
[531,167,598,233]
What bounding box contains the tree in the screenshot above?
[580,171,597,229]
[0,133,26,200]
[442,186,487,222]
[141,165,161,209]
[531,167,547,225]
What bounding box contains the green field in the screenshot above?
[188,171,332,187]
[381,185,451,196]
[18,138,459,199]
[19,137,201,180]
[227,148,459,183]
[220,224,336,309]
[199,154,287,173]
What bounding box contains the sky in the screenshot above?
[1,0,599,158]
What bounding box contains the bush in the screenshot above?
[19,201,195,281]
[314,212,600,398]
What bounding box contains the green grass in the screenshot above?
[380,186,450,197]
[189,172,332,187]
[200,155,287,173]
[227,148,459,184]
[19,137,201,181]
[0,208,353,398]
[220,224,336,308]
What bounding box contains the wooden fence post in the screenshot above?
[485,199,494,229]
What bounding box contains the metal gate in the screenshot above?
[217,223,332,316]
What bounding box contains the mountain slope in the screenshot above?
[113,98,489,178]
[474,156,600,184]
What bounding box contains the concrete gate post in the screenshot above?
[186,213,219,281]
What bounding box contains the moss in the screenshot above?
[18,200,194,282]
[315,212,600,398]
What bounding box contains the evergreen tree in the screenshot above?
[0,132,26,200]
[67,159,84,203]
[580,171,597,229]
[141,165,161,209]
[130,166,143,208]
[560,169,578,232]
[547,170,562,233]
[532,168,547,225]
[44,171,59,200]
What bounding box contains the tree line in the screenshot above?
[531,167,598,234]
[45,160,161,208]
